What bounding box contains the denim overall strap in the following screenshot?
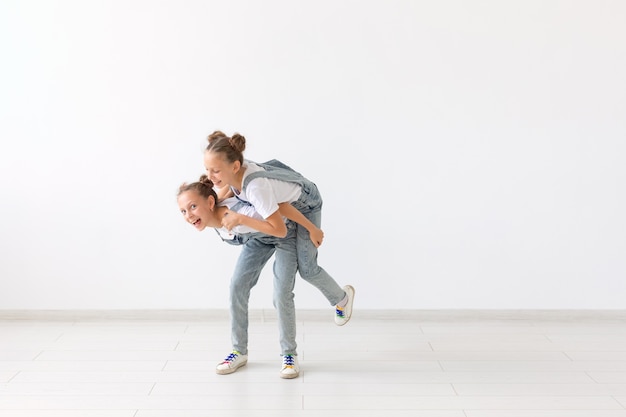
[242,160,309,190]
[230,198,254,211]
[241,160,322,214]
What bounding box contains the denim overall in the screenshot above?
[216,199,299,356]
[236,160,346,306]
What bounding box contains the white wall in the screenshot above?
[1,0,624,310]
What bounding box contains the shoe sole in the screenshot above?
[280,371,300,379]
[215,360,247,375]
[335,285,355,326]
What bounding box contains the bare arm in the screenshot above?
[277,203,324,248]
[216,186,234,201]
[221,209,288,238]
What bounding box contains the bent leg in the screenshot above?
[296,209,345,306]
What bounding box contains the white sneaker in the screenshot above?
[216,350,248,375]
[280,354,299,379]
[334,285,355,326]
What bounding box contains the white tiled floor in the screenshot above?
[2,310,626,417]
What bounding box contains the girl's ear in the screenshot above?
[208,195,216,210]
[232,160,241,174]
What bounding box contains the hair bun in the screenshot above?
[199,174,214,187]
[207,130,227,143]
[229,133,246,152]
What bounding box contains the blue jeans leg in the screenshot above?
[230,239,275,355]
[296,209,346,306]
[271,226,299,355]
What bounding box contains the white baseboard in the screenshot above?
[1,309,626,321]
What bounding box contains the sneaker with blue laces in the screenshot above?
[216,350,248,375]
[280,354,299,379]
[335,285,355,326]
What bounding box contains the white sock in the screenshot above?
[337,293,349,307]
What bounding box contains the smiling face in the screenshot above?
[203,150,241,191]
[177,190,219,231]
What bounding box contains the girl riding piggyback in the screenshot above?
[204,131,355,325]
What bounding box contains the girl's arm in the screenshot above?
[277,203,324,248]
[216,186,234,201]
[221,209,288,238]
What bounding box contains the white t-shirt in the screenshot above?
[234,161,301,220]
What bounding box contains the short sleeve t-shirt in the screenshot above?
[235,161,301,220]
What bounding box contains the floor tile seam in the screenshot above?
[613,395,626,409]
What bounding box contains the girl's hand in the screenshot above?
[309,227,324,248]
[221,210,239,231]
